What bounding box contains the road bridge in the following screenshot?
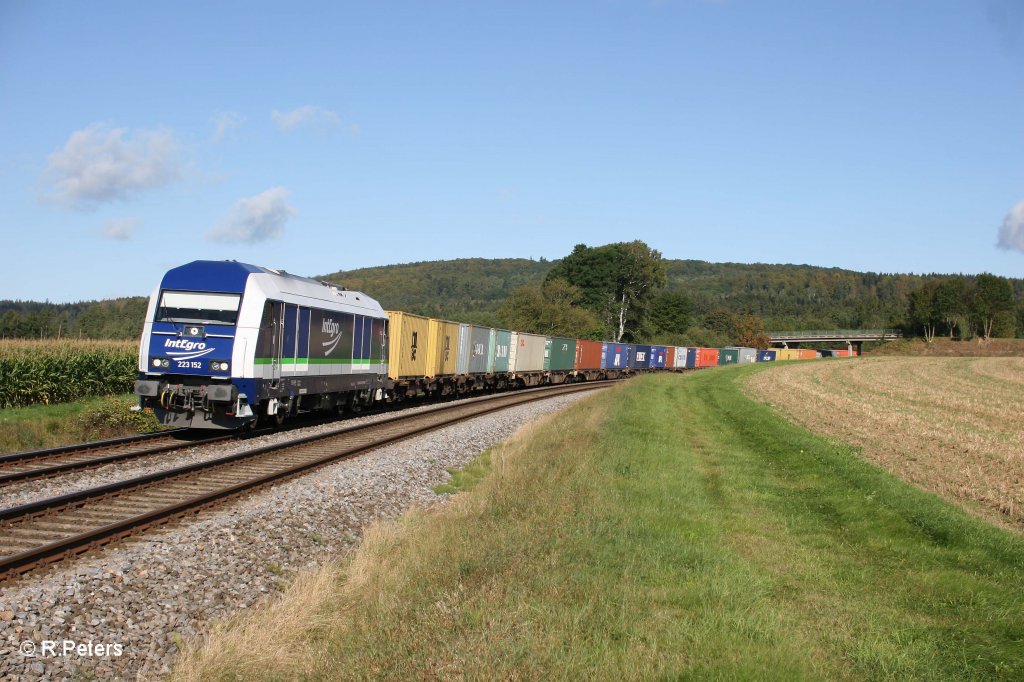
[767,329,903,355]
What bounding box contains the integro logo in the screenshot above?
[162,338,214,361]
[321,318,343,355]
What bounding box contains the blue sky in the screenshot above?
[2,0,1023,302]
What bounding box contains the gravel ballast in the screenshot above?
[0,392,592,680]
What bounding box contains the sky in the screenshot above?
[2,0,1023,302]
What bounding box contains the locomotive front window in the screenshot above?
[156,291,241,325]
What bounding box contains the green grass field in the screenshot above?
[0,394,161,453]
[175,367,1024,680]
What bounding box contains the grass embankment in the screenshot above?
[747,357,1024,533]
[0,394,161,454]
[175,369,1024,680]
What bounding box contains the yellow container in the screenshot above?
[386,311,431,379]
[427,318,461,377]
[775,348,800,361]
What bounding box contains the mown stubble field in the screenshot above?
[746,356,1024,532]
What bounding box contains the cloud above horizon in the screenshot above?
[271,105,342,131]
[103,217,141,241]
[997,201,1024,253]
[212,111,245,142]
[207,187,295,243]
[44,124,180,208]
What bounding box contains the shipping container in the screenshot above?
[775,348,800,361]
[575,339,603,370]
[602,342,633,370]
[665,346,676,369]
[833,349,851,357]
[427,318,461,377]
[696,347,720,368]
[634,344,653,369]
[719,348,739,365]
[684,347,698,368]
[547,337,576,371]
[756,349,777,362]
[737,347,757,364]
[510,332,547,373]
[797,349,817,360]
[456,324,471,375]
[650,345,667,368]
[468,325,492,373]
[491,329,512,372]
[385,311,431,379]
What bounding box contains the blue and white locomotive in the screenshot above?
[134,260,388,429]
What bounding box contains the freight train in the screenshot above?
[133,260,848,430]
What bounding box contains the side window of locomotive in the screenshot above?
[260,301,274,328]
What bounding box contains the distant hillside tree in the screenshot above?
[497,279,603,339]
[648,291,694,337]
[734,314,771,348]
[933,278,968,339]
[908,282,940,342]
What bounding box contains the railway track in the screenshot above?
[0,429,231,486]
[0,381,609,580]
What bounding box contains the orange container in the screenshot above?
[665,346,676,368]
[697,347,720,368]
[574,339,603,370]
[797,349,817,360]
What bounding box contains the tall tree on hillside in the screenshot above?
[973,274,1016,340]
[908,281,940,342]
[546,241,666,341]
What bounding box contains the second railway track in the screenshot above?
[0,381,610,581]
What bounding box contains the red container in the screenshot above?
[697,347,720,368]
[834,349,850,357]
[574,339,604,370]
[665,346,676,369]
[797,349,817,360]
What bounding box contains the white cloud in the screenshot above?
[103,217,141,241]
[997,201,1024,253]
[271,105,342,131]
[212,111,245,142]
[208,187,295,243]
[44,124,180,208]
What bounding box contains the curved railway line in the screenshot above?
[0,381,610,581]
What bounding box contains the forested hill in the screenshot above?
[3,258,1021,339]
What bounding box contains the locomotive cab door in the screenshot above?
[259,301,283,389]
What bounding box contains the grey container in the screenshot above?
[510,332,547,372]
[469,325,491,374]
[456,324,471,375]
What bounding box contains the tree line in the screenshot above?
[908,274,1019,341]
[3,251,1021,346]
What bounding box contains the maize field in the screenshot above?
[0,340,137,408]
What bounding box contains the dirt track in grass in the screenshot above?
[745,357,1024,532]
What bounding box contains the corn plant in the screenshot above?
[0,340,138,408]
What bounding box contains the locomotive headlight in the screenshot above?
[210,361,230,372]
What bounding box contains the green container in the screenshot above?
[719,348,740,365]
[546,337,576,371]
[492,329,512,372]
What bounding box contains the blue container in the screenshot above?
[684,347,698,368]
[633,344,653,368]
[756,350,777,362]
[601,342,634,369]
[650,345,667,368]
